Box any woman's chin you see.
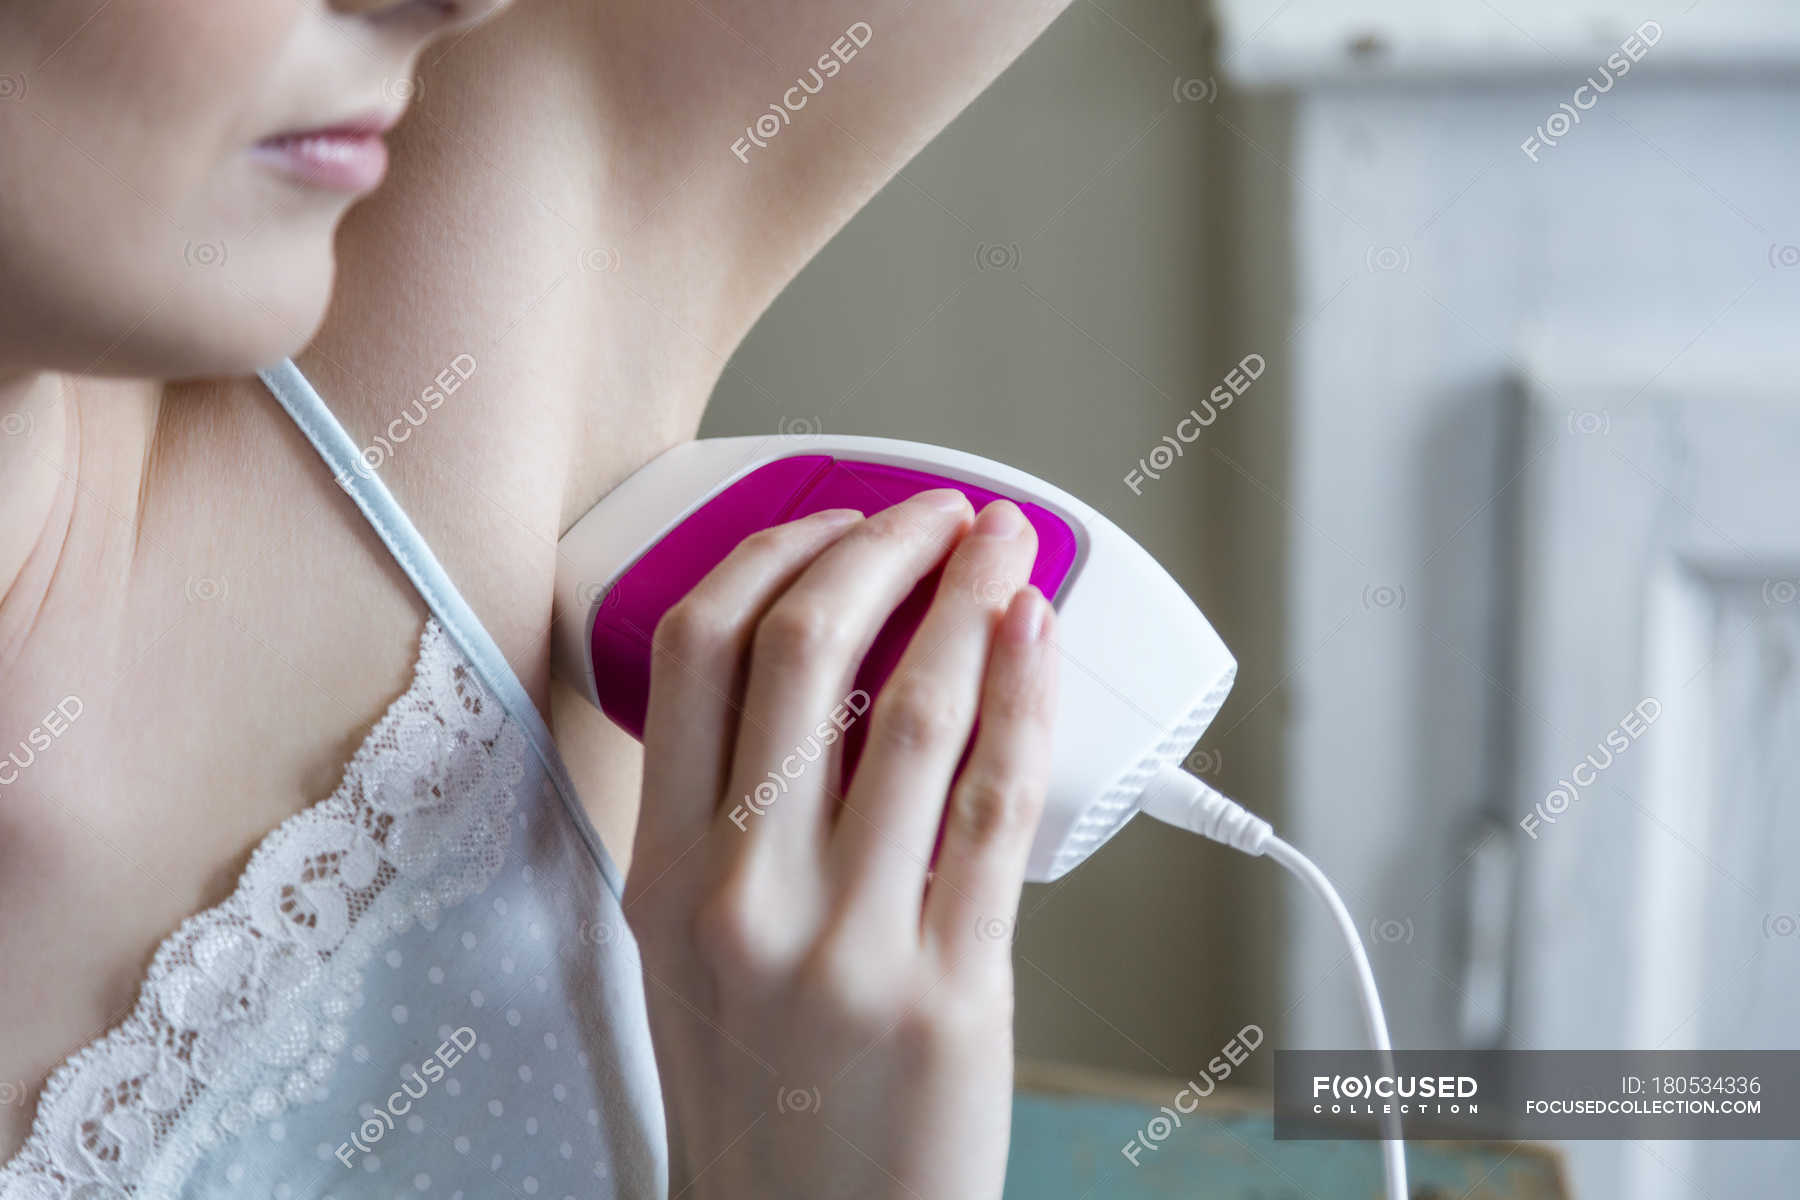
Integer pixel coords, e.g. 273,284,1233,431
129,243,337,381
56,292,328,386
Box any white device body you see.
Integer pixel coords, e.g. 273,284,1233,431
553,434,1236,882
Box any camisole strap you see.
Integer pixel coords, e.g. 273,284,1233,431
256,358,625,900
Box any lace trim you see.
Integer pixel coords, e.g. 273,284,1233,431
0,620,531,1198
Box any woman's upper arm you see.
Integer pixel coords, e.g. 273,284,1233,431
299,0,1072,538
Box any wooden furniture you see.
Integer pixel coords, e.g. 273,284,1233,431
1007,1060,1569,1199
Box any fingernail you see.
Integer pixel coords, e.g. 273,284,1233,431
973,500,1025,538
807,507,862,528
1003,586,1049,644
917,488,969,513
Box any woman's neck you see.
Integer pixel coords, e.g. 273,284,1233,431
0,369,162,671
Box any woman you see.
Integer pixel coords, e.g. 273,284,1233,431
1,0,1070,1195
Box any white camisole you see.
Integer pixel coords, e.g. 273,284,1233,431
0,362,667,1199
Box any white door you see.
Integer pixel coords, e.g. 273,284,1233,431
1509,346,1800,1199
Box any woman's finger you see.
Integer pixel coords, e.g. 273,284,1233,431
922,585,1057,963
831,499,1038,927
723,489,974,867
633,507,864,879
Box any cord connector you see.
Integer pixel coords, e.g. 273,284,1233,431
1139,760,1273,855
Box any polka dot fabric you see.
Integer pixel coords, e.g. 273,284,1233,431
0,621,665,1199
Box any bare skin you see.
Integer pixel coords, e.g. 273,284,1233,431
0,0,1071,1180
632,494,1058,1194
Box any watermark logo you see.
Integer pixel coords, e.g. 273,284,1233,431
334,353,477,485
1365,245,1410,273
1123,1024,1264,1164
1521,21,1662,161
731,22,874,163
579,918,622,947
1184,745,1223,776
973,915,1017,944
1362,583,1406,612
776,1085,821,1115
1519,697,1662,838
335,1026,477,1167
728,689,872,829
1,696,84,787
1173,76,1217,104
1124,353,1265,495
581,246,622,274
184,240,227,268
185,575,228,604
1369,916,1415,946
577,579,630,617
778,414,823,438
1568,410,1611,435
976,242,1021,271
970,573,1025,606
1311,1071,1479,1115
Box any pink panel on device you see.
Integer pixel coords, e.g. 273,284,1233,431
590,456,1080,782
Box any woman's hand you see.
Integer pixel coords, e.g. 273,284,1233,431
624,489,1059,1198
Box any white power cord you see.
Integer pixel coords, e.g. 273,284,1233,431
1140,761,1408,1200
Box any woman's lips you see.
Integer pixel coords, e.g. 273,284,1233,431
252,121,392,192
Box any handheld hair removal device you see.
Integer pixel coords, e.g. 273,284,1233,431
551,433,1236,883
553,433,1408,1200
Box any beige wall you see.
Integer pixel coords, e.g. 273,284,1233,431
702,1,1285,1079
